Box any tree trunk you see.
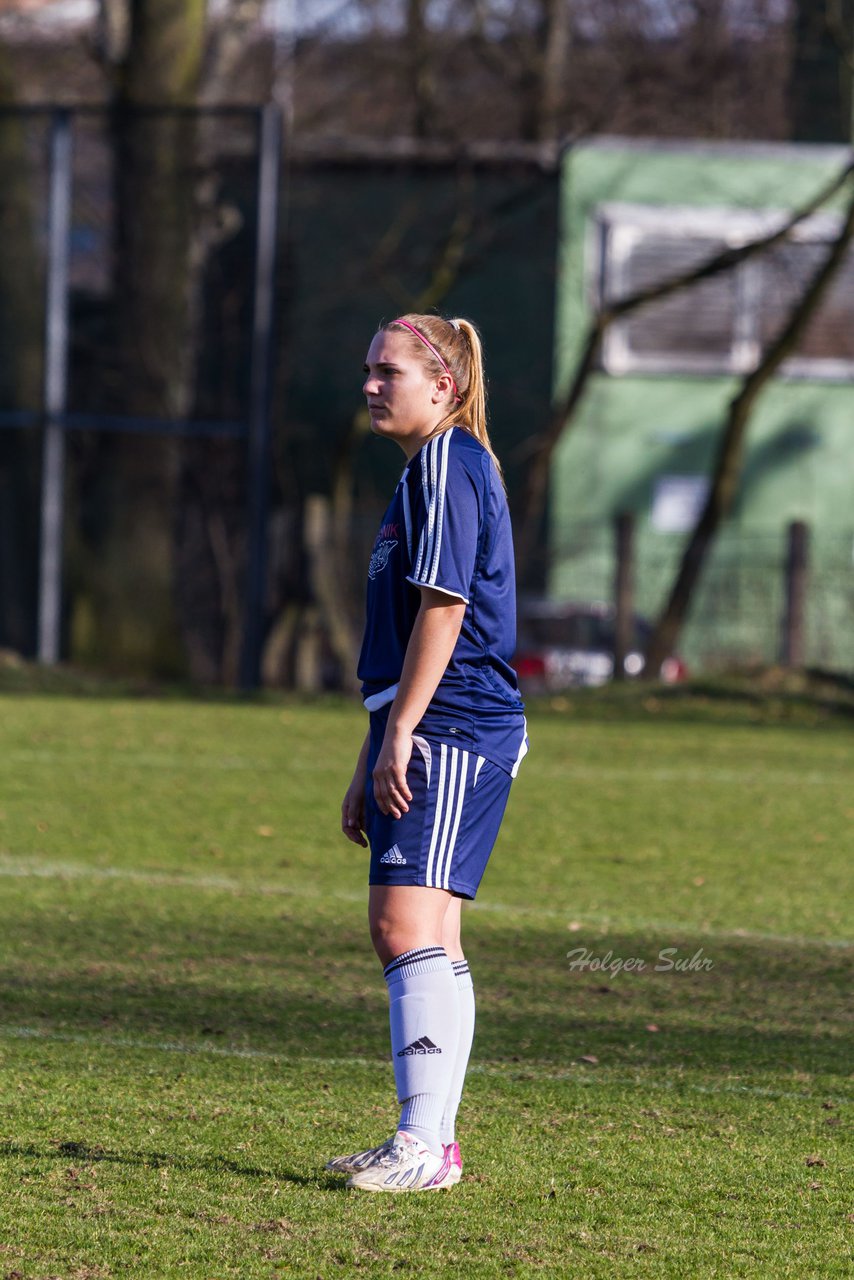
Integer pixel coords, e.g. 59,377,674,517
0,50,44,654
518,0,571,142
407,0,437,139
538,0,571,142
82,0,209,677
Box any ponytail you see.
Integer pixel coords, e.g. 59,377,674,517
384,313,504,482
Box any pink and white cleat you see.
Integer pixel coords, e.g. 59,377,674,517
346,1130,456,1192
444,1140,463,1186
325,1136,395,1174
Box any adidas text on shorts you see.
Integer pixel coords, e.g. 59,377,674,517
366,711,512,900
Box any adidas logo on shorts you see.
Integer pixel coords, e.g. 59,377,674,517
380,844,407,865
397,1036,441,1056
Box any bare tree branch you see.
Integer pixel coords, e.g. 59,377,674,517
513,156,854,573
202,0,269,104
824,0,854,76
645,175,854,671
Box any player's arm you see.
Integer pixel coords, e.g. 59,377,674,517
372,586,466,819
341,730,371,846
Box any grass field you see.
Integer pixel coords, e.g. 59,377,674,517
0,688,851,1278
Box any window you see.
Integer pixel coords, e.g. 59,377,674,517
593,202,854,380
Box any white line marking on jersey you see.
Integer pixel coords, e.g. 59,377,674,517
427,428,452,586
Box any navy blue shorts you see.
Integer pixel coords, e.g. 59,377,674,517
366,712,513,900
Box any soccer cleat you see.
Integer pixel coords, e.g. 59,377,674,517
327,1136,463,1182
444,1140,463,1186
345,1130,455,1192
325,1136,395,1174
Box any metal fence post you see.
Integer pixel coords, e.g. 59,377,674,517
781,520,809,668
37,108,72,665
613,512,634,680
240,103,283,691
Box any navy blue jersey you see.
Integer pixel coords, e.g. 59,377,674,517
358,427,527,776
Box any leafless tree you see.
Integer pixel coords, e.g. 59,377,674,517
644,177,854,669
511,155,854,670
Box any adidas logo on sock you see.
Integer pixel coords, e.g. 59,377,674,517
380,844,407,865
397,1036,441,1057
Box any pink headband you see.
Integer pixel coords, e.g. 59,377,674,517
393,318,462,402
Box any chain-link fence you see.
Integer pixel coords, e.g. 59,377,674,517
4,108,850,685
548,519,854,673
0,104,277,685
0,108,561,686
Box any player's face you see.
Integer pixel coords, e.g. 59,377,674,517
362,330,452,457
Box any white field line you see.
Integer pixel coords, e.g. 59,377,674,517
0,854,850,950
0,748,850,787
0,855,314,898
0,1025,849,1105
2,749,265,771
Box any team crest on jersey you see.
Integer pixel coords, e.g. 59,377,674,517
368,537,398,579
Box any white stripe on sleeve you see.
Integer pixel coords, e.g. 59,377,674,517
426,429,452,586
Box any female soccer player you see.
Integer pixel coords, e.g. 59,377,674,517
329,313,527,1192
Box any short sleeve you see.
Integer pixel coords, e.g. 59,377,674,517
406,430,481,604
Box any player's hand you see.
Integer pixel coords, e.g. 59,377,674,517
372,728,413,819
341,775,368,847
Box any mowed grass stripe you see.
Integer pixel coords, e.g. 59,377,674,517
3,744,851,786
0,695,851,1277
0,852,850,949
2,696,850,943
1,1026,851,1105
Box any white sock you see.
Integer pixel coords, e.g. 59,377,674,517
440,958,475,1145
384,946,460,1157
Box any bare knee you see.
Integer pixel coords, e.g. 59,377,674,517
369,911,408,966
369,913,439,966
368,885,452,968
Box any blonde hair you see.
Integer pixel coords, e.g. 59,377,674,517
383,313,503,480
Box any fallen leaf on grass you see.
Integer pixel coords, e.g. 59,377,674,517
804,1155,826,1167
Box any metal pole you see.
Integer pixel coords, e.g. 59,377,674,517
781,520,809,668
239,103,282,691
613,512,634,680
38,108,72,665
